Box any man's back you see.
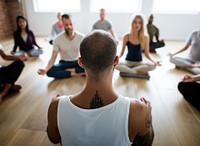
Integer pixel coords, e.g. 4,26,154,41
47,30,154,146
57,95,132,146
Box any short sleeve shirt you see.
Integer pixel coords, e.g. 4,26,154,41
147,24,159,43
53,31,84,61
93,20,112,31
186,31,200,61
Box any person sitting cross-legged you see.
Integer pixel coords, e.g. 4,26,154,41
47,12,64,45
115,14,161,79
178,74,200,110
147,14,165,53
38,14,85,78
11,16,43,57
0,44,28,103
47,30,154,146
92,8,119,44
169,30,200,75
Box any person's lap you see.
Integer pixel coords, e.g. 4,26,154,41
178,82,200,110
14,48,43,57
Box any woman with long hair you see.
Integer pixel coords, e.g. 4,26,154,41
11,15,43,57
115,14,161,79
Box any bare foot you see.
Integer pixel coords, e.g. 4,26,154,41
10,85,22,92
189,64,200,68
65,68,75,72
71,72,86,77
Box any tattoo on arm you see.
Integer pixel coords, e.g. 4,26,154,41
145,112,152,128
90,90,104,109
132,111,154,146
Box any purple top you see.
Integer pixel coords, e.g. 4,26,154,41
12,30,40,52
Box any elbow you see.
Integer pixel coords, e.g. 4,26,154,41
46,126,61,144
47,132,61,144
2,55,7,60
49,138,60,144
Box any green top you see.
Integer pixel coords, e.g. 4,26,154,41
147,24,159,43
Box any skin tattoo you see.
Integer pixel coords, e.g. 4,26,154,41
90,90,104,109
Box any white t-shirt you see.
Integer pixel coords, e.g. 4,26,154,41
53,31,84,61
57,95,132,146
187,30,200,61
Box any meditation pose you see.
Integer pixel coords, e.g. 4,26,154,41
0,44,27,103
48,12,64,45
38,14,85,78
115,14,161,79
47,30,154,146
169,30,200,74
178,74,200,110
147,14,165,53
93,8,119,43
11,16,43,57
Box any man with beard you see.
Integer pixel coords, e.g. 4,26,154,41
92,9,119,44
38,14,85,78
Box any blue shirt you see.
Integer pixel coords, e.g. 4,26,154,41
125,41,142,62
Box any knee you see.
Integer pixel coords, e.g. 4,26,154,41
14,60,25,69
46,69,55,77
169,56,175,63
148,63,156,71
178,82,185,92
115,63,124,70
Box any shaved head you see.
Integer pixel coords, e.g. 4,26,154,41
80,30,117,80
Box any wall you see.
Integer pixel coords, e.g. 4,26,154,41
0,0,24,40
25,0,200,40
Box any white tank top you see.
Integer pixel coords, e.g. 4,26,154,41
57,95,132,146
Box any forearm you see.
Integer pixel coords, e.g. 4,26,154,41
45,58,56,71
145,54,156,64
3,55,19,60
172,46,188,56
0,50,19,60
12,45,17,52
194,74,200,81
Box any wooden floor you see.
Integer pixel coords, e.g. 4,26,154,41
0,38,200,146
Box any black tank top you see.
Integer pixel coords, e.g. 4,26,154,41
125,41,142,61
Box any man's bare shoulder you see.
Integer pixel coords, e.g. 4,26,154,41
129,98,147,113
48,95,61,114
128,98,154,145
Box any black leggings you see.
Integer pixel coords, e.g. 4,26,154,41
178,82,200,110
150,41,165,51
0,60,25,84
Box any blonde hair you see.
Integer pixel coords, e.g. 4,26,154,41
129,14,148,49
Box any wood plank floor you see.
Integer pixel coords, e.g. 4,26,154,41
0,38,199,146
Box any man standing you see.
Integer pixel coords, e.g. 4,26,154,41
147,14,165,53
38,14,85,78
93,9,119,43
47,30,154,145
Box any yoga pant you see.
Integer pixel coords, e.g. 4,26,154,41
150,41,165,52
178,82,200,110
0,60,25,84
47,60,84,79
115,60,156,74
14,48,43,57
170,56,200,74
